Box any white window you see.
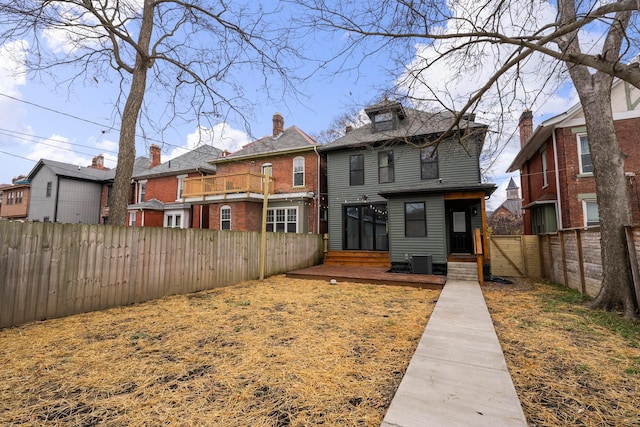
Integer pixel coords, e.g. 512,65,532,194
293,156,305,187
129,212,137,226
220,206,231,230
541,148,548,187
138,180,147,202
262,163,273,177
583,200,599,227
164,213,183,228
266,207,298,233
176,174,187,200
577,134,593,174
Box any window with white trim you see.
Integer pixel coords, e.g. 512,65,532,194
266,207,298,233
138,180,147,202
176,174,187,200
166,213,182,228
129,212,137,226
541,148,548,187
577,134,593,174
220,206,231,230
583,200,599,227
293,156,305,186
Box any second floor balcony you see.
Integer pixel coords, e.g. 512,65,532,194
182,172,274,200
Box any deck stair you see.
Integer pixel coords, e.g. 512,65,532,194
447,261,478,281
324,251,391,268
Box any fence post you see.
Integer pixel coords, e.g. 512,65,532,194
576,229,586,294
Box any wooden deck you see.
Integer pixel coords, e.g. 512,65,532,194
286,264,446,289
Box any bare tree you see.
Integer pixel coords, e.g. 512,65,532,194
299,0,640,316
0,0,301,225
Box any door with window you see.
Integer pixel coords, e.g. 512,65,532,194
449,208,472,253
343,204,388,250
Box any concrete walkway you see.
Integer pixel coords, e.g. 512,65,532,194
381,280,528,427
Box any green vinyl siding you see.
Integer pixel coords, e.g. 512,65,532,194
324,135,483,251
387,195,446,264
438,137,481,183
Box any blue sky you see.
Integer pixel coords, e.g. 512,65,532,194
0,0,593,211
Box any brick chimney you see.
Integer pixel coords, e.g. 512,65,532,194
149,144,161,168
519,110,533,147
272,112,284,137
91,154,105,169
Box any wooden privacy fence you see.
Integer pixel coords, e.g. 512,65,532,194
489,235,541,279
0,221,324,329
493,227,640,301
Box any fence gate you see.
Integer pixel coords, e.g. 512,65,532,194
489,235,541,278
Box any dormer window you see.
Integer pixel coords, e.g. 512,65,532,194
365,99,406,132
373,112,395,131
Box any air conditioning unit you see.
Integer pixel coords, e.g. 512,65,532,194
411,254,432,275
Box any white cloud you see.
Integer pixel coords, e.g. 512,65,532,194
26,135,91,167
164,123,252,161
397,0,584,207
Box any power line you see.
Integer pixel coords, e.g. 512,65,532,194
0,128,119,155
0,92,203,154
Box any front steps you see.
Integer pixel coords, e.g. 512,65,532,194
447,261,478,281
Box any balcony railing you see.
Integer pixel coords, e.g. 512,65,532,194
182,172,274,198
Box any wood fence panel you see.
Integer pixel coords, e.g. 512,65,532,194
1,223,324,328
489,236,524,277
522,236,541,278
22,222,41,325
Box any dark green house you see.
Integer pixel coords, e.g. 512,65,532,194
319,99,496,274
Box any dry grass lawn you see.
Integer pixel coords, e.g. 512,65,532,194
0,276,438,426
2,275,640,426
484,279,640,426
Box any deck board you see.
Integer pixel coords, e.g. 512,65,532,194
286,264,445,289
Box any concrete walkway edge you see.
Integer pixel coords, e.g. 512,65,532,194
381,280,528,427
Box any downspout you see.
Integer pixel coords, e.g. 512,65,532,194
314,145,320,234
552,129,563,229
53,176,60,222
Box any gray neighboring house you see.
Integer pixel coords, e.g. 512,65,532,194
319,99,496,273
27,158,113,224
26,155,152,224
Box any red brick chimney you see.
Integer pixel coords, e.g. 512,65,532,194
519,110,533,147
150,144,161,168
91,154,105,169
273,112,284,137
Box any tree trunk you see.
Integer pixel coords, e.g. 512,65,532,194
577,78,636,317
108,0,155,226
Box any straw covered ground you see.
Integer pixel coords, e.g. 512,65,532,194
3,275,639,426
483,278,640,426
0,276,439,426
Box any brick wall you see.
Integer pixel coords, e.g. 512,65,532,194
523,117,640,231
213,150,325,233
209,201,262,231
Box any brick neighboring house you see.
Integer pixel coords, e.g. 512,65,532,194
508,79,640,234
0,176,31,221
127,144,221,228
182,113,327,234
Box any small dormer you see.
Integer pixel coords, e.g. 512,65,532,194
364,99,406,132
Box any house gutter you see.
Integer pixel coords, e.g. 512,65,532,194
552,129,563,229
314,145,321,234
